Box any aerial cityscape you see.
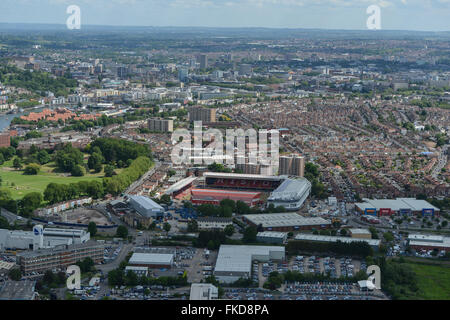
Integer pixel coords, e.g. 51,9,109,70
0,1,449,306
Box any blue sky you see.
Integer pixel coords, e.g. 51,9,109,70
0,0,449,31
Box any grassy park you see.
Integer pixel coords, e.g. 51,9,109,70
406,260,450,300
0,159,107,200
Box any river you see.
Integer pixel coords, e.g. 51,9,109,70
0,107,45,132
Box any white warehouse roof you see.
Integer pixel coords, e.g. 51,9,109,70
128,253,174,265
294,234,381,247
243,212,331,228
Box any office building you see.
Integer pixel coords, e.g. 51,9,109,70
178,68,189,82
190,283,218,300
197,217,233,231
16,242,104,274
198,54,208,69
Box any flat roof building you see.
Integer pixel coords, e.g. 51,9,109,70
128,252,174,268
294,234,381,250
256,231,288,244
0,280,36,300
349,228,372,239
243,212,331,231
408,234,450,252
267,178,311,211
190,283,219,300
214,245,285,283
355,198,440,216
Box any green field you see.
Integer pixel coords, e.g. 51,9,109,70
0,160,108,200
405,260,450,300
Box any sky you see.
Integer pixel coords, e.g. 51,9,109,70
0,0,449,31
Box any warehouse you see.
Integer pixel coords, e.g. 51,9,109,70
128,195,165,219
355,198,440,217
0,280,36,300
294,234,381,250
214,245,285,283
349,229,372,239
190,283,218,300
128,252,174,268
197,217,232,231
242,212,331,231
191,188,262,207
267,178,311,211
256,231,288,244
408,234,450,253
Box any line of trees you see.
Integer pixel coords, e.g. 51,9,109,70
286,240,374,257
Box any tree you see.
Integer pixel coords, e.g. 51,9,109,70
37,150,51,165
20,192,43,215
116,225,128,238
23,163,40,175
243,226,257,243
88,152,104,173
71,164,85,177
224,224,235,237
12,157,22,170
88,222,97,237
187,220,198,232
340,229,348,236
163,222,171,234
104,165,115,177
8,268,22,281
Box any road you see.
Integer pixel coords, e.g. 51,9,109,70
125,160,161,194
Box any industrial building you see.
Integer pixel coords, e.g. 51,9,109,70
0,225,89,251
349,229,372,239
190,283,218,300
125,266,149,277
242,212,331,231
408,234,450,252
256,231,288,244
355,198,440,217
197,217,233,231
0,280,36,300
147,118,174,133
267,178,311,211
128,195,165,219
214,245,285,283
204,172,283,191
128,252,174,268
191,188,262,207
294,234,381,250
16,242,104,274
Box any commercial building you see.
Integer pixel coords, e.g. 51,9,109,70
198,54,208,69
190,283,218,300
128,252,174,269
191,188,262,207
242,213,331,231
188,106,216,123
408,234,450,253
279,155,305,177
267,178,311,211
294,234,381,250
355,198,440,217
349,229,372,239
148,118,174,133
0,132,10,148
197,217,233,231
16,242,104,274
125,266,149,277
256,231,288,244
214,245,285,283
128,195,165,219
0,280,36,300
0,225,89,251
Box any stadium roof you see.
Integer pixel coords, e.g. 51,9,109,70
165,176,197,195
203,172,283,182
294,234,381,247
356,198,440,212
129,253,174,265
268,178,311,201
214,245,285,274
243,213,331,228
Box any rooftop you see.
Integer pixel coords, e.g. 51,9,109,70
356,198,440,212
129,253,174,265
204,172,283,182
294,234,381,246
268,178,311,201
0,280,36,300
243,212,331,228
